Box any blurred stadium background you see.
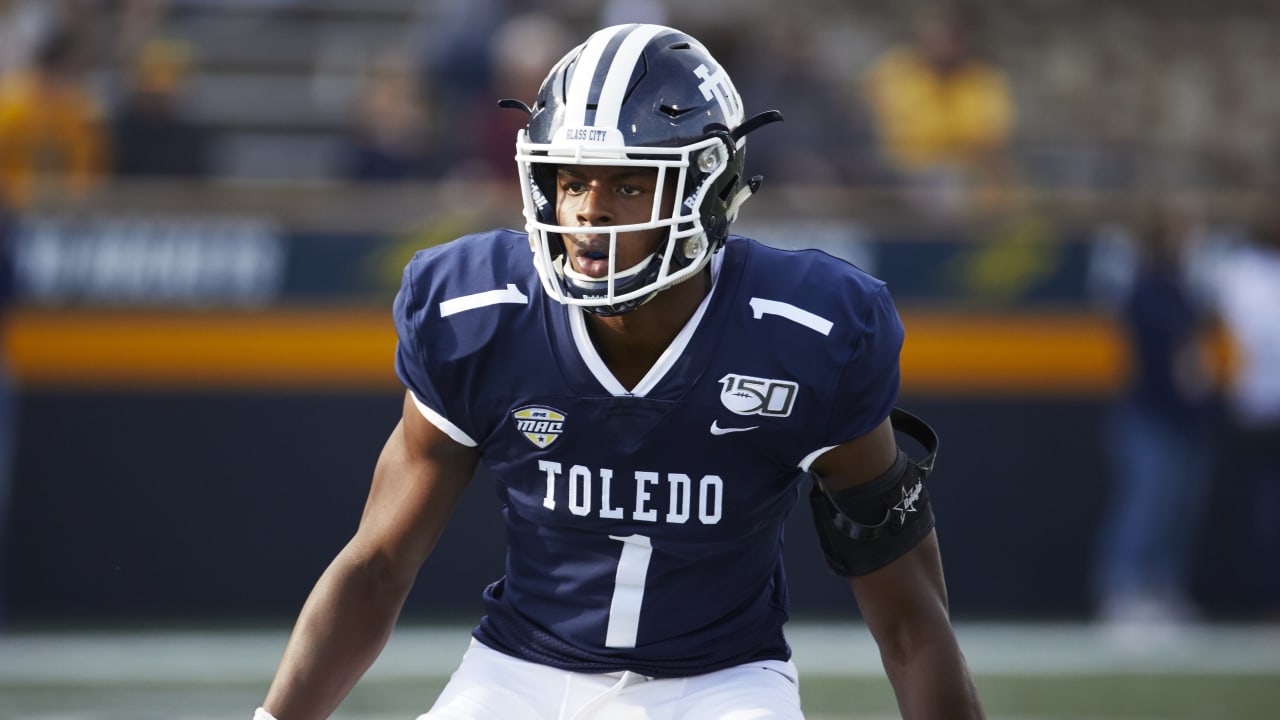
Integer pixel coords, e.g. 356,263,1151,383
1,0,1278,718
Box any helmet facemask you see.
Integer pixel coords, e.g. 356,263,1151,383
517,131,738,316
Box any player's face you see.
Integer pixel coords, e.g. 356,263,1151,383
555,165,672,279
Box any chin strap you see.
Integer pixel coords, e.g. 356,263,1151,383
714,109,783,223
726,175,764,222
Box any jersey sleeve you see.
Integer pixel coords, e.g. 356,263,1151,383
392,250,479,446
825,283,904,444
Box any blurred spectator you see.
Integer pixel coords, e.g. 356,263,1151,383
863,1,1015,215
1209,204,1280,619
338,49,440,182
1089,202,1216,639
737,15,887,187
0,0,47,78
411,0,506,177
0,25,108,209
458,12,573,181
112,0,171,65
110,38,212,178
1,0,104,78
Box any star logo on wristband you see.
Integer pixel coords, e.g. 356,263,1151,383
892,481,923,525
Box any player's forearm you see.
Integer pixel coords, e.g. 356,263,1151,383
263,547,415,720
881,642,984,720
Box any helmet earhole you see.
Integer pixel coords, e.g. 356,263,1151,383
682,233,707,261
697,146,725,173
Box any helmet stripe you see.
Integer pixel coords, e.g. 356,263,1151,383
563,25,625,128
564,24,673,131
594,24,667,130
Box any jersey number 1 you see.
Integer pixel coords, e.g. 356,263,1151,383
605,534,652,648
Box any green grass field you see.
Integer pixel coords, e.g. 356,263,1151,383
801,674,1280,719
3,672,1276,720
2,622,1278,719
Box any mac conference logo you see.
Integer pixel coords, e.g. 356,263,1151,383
511,405,566,449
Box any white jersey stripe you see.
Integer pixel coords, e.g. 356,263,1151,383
749,298,834,336
799,444,837,472
594,24,667,130
439,284,529,317
408,392,477,447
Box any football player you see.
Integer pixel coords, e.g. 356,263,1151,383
258,23,983,719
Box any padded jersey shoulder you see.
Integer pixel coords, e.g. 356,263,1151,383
720,235,903,446
721,235,894,346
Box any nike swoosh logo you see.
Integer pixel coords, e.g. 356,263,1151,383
709,421,759,435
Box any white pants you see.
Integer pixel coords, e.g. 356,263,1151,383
419,639,804,720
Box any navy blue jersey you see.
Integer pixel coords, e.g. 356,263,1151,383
393,230,902,677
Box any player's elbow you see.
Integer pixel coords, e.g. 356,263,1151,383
339,539,420,601
872,608,962,679
873,618,924,671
